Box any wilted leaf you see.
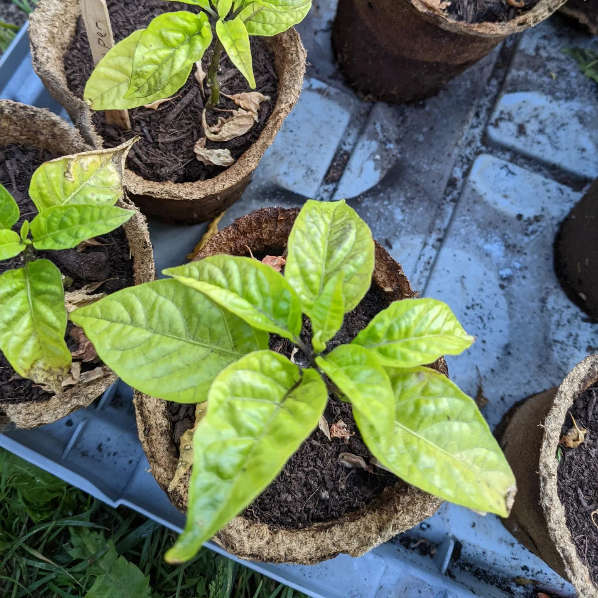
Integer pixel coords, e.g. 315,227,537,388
330,419,353,440
338,453,369,470
71,279,267,403
194,138,236,167
143,98,173,110
79,366,109,384
202,108,255,142
223,91,270,121
61,361,82,388
77,238,109,252
64,280,112,312
318,415,331,440
215,18,255,88
194,60,207,94
70,326,98,362
187,211,226,260
560,414,587,448
262,255,285,272
164,255,303,342
165,352,327,563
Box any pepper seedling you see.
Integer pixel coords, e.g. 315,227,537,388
84,0,311,112
0,140,136,394
72,200,516,563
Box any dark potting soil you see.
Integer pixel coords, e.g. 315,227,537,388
64,0,278,184
444,0,540,24
557,380,598,584
0,144,135,405
169,282,403,529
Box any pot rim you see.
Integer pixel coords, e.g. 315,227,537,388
539,354,598,595
134,206,445,564
0,99,155,428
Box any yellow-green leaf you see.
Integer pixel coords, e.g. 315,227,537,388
316,344,394,448
28,140,136,213
31,205,134,251
126,12,212,99
164,255,302,342
217,0,234,18
238,0,311,36
352,298,474,367
0,183,19,230
166,352,327,563
0,259,70,391
0,230,25,260
361,367,517,517
71,279,268,403
309,271,344,352
84,30,192,110
285,200,374,313
216,18,255,89
162,0,211,7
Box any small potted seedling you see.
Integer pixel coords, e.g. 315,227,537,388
0,100,154,428
29,0,309,223
73,200,516,564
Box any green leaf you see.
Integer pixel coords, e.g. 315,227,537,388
309,271,344,352
29,140,135,213
563,48,598,84
316,344,394,449
0,230,25,260
162,0,211,7
238,0,311,36
165,352,327,563
69,529,151,598
0,183,19,230
216,18,255,89
0,259,70,390
352,298,474,367
361,367,516,517
31,205,134,251
285,199,374,314
84,30,192,110
126,12,212,99
217,0,233,18
71,279,268,403
164,255,302,343
20,220,29,242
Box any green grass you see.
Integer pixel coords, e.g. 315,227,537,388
0,449,306,598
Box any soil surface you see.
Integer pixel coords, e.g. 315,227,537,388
0,144,135,404
64,0,278,184
557,380,598,584
554,185,598,323
444,0,540,23
169,282,403,529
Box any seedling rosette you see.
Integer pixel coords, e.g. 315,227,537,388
72,200,517,563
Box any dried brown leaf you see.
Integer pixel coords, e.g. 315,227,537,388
319,415,331,441
338,453,370,471
78,367,108,384
64,280,111,312
560,413,587,448
222,92,270,122
187,211,227,260
202,108,254,142
194,138,236,167
330,419,353,440
144,98,172,110
262,255,286,272
61,361,82,388
70,326,98,362
77,238,108,252
195,61,207,95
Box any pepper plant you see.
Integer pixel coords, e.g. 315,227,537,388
84,0,311,112
0,140,136,394
72,200,516,563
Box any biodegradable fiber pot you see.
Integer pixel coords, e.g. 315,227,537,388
0,100,155,429
500,355,598,596
29,0,306,224
134,206,445,564
332,0,568,103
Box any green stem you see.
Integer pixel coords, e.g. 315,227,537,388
206,39,224,109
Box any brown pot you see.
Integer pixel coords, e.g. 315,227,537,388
133,206,446,564
554,179,598,323
0,100,155,429
29,0,306,224
560,0,598,34
332,0,567,103
500,355,598,596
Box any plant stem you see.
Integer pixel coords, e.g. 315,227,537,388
206,39,224,109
